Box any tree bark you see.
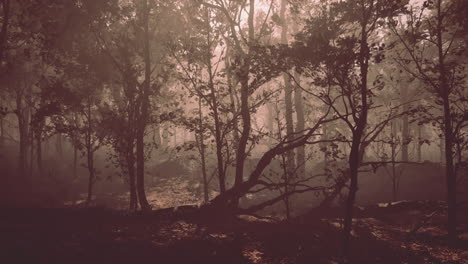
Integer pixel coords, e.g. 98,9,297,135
36,121,43,176
16,92,27,176
128,149,137,211
233,0,255,204
400,83,409,162
280,0,296,216
29,128,34,177
198,97,209,203
135,0,152,211
291,14,305,179
436,0,456,241
85,104,94,205
294,72,305,178
86,147,94,205
56,133,63,158
73,145,77,179
417,124,422,162
0,115,4,147
205,8,225,193
0,0,10,64
391,121,398,202
342,16,370,258
280,0,296,174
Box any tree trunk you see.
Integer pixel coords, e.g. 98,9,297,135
205,9,225,193
136,109,150,211
342,18,369,258
135,0,152,212
233,0,255,207
17,106,27,176
85,103,94,205
436,0,456,239
294,72,305,178
322,124,328,165
73,145,77,179
417,124,422,162
399,74,410,162
128,150,137,211
0,0,10,63
29,128,34,177
198,97,209,203
226,38,240,183
266,102,274,146
342,134,361,254
86,148,94,205
280,0,296,216
291,13,305,179
36,122,43,176
443,90,456,241
55,133,63,161
0,116,4,147
391,121,398,202
280,0,296,174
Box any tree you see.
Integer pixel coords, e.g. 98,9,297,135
193,0,337,215
92,0,182,211
388,0,468,241
280,0,296,184
172,3,233,195
293,0,409,258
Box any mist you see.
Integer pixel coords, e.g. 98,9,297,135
0,0,467,263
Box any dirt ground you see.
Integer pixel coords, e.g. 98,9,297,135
1,201,467,264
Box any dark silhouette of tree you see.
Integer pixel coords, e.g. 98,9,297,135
388,0,468,241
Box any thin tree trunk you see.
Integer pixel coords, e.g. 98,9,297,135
0,0,10,63
233,0,255,207
439,136,444,163
391,121,398,202
0,118,3,147
280,0,295,216
280,0,296,174
322,124,328,165
135,0,152,211
198,97,209,203
436,0,456,240
400,78,409,162
401,114,409,161
294,72,305,178
86,149,94,205
291,15,305,179
85,103,94,205
73,145,77,179
16,97,27,176
266,102,274,146
417,124,422,162
128,149,137,211
29,129,34,177
36,122,43,176
443,89,456,241
226,39,240,169
56,133,63,158
136,115,150,211
205,9,225,193
342,18,370,258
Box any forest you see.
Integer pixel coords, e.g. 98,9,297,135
0,0,467,263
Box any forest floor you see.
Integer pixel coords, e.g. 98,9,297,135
1,201,468,264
